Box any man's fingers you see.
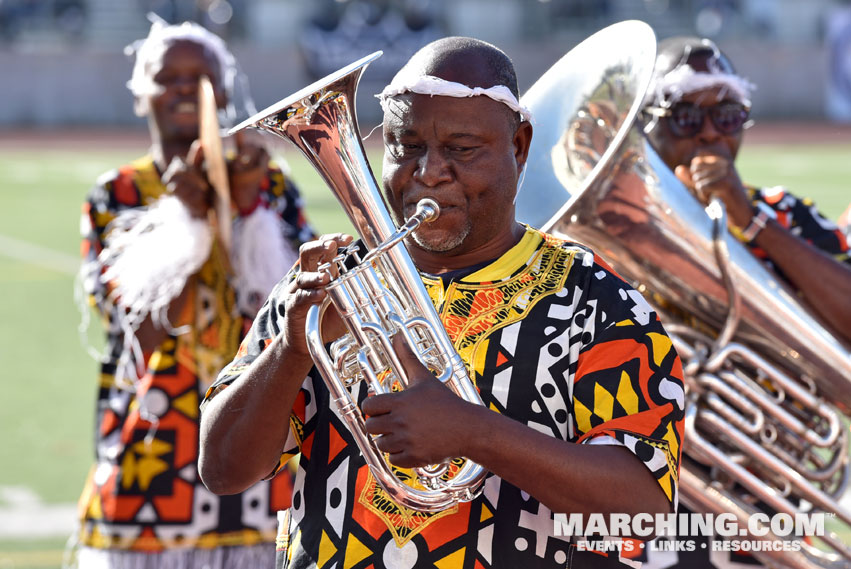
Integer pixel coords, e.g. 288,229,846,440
187,139,205,169
692,153,730,167
690,156,730,183
322,233,354,246
298,240,336,273
286,234,356,346
233,130,257,167
298,234,354,272
674,164,694,189
391,334,431,385
294,270,331,290
375,435,407,457
361,393,393,417
386,451,421,469
364,412,393,434
691,165,729,197
292,286,326,305
229,130,272,171
677,161,727,201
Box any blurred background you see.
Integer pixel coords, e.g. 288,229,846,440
1,1,850,567
5,0,851,124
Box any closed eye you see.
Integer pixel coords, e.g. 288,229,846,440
386,141,423,159
447,145,479,159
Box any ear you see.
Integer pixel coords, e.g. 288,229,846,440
513,119,533,171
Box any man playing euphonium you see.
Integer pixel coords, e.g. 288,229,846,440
200,36,686,569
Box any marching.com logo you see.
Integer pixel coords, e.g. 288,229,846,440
553,513,826,553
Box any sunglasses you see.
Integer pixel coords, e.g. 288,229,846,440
645,101,751,137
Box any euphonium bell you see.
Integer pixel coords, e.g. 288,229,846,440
229,52,488,512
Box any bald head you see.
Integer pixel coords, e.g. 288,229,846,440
385,37,523,129
393,36,520,99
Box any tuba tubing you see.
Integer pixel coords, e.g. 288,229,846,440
517,20,851,568
230,52,488,512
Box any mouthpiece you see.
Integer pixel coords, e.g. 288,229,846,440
416,199,440,223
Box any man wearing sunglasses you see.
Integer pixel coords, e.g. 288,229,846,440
642,36,851,347
638,36,851,569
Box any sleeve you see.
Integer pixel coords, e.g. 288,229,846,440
571,253,686,510
263,161,316,247
79,172,123,319
201,274,312,478
751,187,851,266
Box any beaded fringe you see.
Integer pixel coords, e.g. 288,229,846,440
72,544,275,569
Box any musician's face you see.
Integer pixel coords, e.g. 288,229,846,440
647,86,744,172
146,39,225,143
381,93,530,256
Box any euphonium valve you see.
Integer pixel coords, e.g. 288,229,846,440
229,52,487,512
306,198,485,508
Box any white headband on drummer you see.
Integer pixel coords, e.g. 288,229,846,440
376,75,534,122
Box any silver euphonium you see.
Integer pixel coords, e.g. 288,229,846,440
517,21,851,568
229,52,487,512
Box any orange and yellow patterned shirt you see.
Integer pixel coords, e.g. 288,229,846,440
206,227,685,568
77,155,312,552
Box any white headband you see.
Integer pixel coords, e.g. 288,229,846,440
377,75,534,122
645,65,755,108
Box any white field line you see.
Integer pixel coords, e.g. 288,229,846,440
0,486,76,539
0,237,80,541
0,234,79,276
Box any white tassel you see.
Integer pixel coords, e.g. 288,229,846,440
645,66,755,107
100,195,213,330
231,206,298,316
71,544,275,569
97,195,212,386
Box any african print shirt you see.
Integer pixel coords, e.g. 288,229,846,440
76,155,312,552
740,185,851,269
205,226,686,569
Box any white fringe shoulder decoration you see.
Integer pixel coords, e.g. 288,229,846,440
98,195,212,384
69,543,274,569
231,205,298,316
101,194,213,328
644,66,756,108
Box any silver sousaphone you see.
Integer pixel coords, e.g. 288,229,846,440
516,20,851,568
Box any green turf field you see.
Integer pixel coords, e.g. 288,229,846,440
0,141,849,567
737,144,851,218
